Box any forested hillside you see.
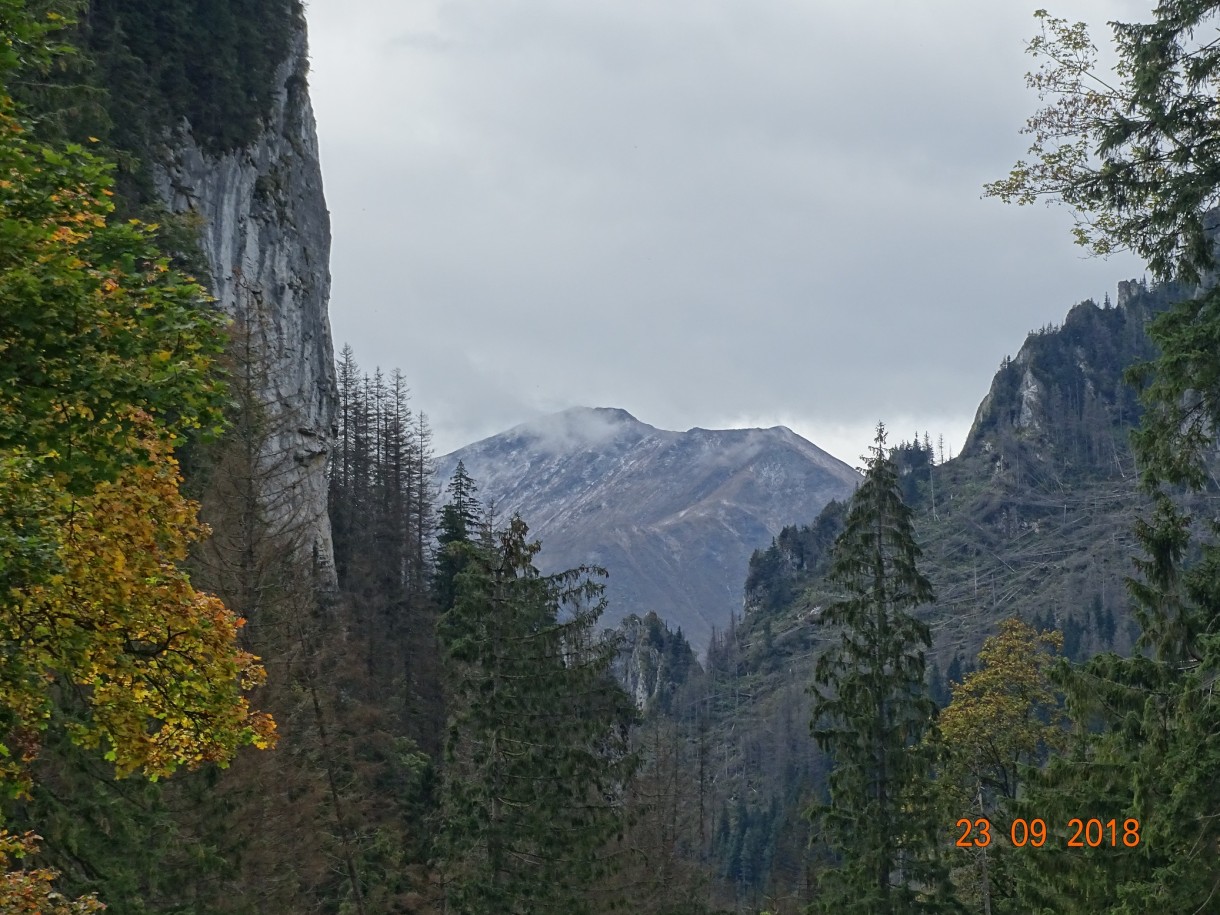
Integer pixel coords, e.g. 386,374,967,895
658,280,1173,909
745,280,1186,675
622,5,1220,911
0,8,658,910
6,1,1220,914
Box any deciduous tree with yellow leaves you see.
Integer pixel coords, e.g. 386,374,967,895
0,1,273,906
931,618,1064,914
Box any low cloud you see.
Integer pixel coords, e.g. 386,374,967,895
309,0,1148,462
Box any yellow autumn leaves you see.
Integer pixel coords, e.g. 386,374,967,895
935,618,1065,806
0,16,270,802
0,830,104,913
9,420,275,786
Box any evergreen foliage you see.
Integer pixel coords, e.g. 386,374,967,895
82,0,300,155
437,515,637,914
988,3,1220,910
320,345,441,906
329,347,440,744
5,0,302,208
608,716,721,914
433,459,482,613
808,425,954,914
746,500,847,618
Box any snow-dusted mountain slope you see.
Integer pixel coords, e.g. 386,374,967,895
436,407,860,653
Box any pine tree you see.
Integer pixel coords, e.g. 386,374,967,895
808,423,955,914
191,311,372,913
409,411,435,597
437,515,636,914
330,344,366,588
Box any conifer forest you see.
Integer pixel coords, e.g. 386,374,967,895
5,1,1220,913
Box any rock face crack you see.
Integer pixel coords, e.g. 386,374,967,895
153,24,338,586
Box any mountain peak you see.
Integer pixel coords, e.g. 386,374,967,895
559,405,641,423
437,408,860,652
495,406,655,454
963,279,1181,475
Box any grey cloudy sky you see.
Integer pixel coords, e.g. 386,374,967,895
304,0,1148,466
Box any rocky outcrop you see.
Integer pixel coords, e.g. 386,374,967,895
153,26,337,582
611,612,699,711
962,283,1175,476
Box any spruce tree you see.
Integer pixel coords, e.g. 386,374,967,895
432,460,483,613
808,423,954,914
437,516,636,914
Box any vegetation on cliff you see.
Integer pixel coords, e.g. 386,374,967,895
9,0,1220,912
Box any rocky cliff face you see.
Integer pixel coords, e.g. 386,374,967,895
611,612,700,711
962,282,1179,479
438,408,860,652
152,26,337,580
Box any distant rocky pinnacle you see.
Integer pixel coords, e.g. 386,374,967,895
437,407,860,653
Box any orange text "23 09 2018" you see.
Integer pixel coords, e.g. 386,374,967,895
955,817,1140,849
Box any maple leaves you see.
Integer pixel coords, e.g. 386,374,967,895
0,93,226,493
5,422,275,791
0,9,268,801
0,831,103,913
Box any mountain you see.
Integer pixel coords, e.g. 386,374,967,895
740,284,1187,687
681,278,1189,904
437,407,861,651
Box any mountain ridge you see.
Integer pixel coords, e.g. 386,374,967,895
437,407,860,651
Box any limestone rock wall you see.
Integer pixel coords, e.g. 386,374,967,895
152,25,337,583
